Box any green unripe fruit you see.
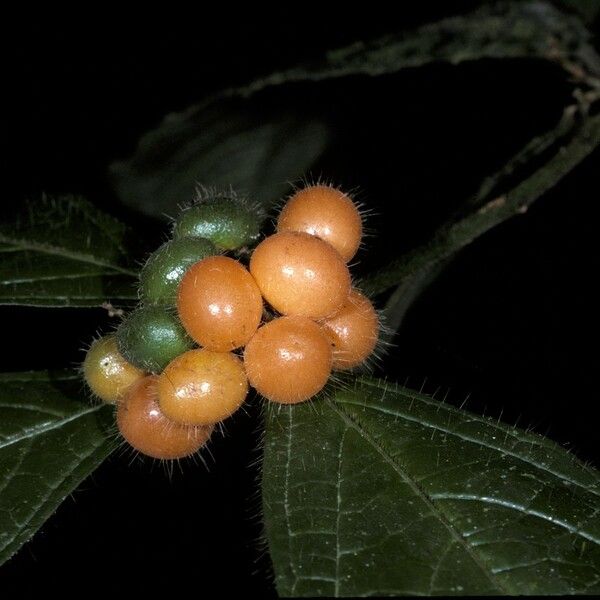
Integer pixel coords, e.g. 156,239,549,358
140,237,217,306
173,195,262,250
116,306,195,373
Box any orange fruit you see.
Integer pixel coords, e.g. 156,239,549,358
158,349,248,425
321,289,379,369
250,231,350,319
117,376,213,459
177,256,263,351
244,316,332,404
277,184,363,261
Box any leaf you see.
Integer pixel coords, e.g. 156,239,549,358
0,370,114,565
0,195,138,307
263,378,600,596
110,1,600,219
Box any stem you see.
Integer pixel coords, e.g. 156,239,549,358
363,100,600,299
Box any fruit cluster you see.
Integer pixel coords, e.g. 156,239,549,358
83,185,380,460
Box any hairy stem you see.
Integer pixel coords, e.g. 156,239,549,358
364,100,600,304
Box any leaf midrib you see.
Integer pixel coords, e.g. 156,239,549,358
326,397,511,596
0,405,104,451
0,236,137,277
0,271,132,285
0,371,79,383
339,391,600,499
428,493,600,545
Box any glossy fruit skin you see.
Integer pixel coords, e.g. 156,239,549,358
139,236,217,306
83,334,145,404
173,197,261,250
117,376,213,460
158,349,248,425
250,231,351,319
243,316,332,404
177,255,263,351
116,306,195,373
321,289,379,370
278,185,363,261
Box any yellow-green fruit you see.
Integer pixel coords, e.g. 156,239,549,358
83,334,145,404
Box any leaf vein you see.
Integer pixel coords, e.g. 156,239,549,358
0,237,136,277
327,399,508,594
338,396,600,498
430,494,600,545
0,405,103,451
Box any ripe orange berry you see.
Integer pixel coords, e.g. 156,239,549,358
83,334,145,404
250,231,351,319
177,255,263,351
243,316,332,404
321,289,379,370
117,376,213,460
277,184,363,262
158,349,248,425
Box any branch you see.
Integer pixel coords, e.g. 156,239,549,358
363,99,600,302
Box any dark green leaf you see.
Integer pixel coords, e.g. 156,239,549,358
263,378,600,596
0,195,138,307
0,370,114,565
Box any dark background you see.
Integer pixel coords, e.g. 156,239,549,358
4,6,600,596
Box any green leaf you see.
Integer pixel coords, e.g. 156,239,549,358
263,378,600,596
110,1,600,220
0,370,114,565
0,195,138,307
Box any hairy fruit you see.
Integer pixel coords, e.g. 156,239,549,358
83,334,145,404
140,236,217,306
243,316,332,404
321,289,379,369
116,306,195,373
278,184,363,261
173,195,262,250
177,255,263,351
250,231,351,319
117,376,213,459
158,349,248,425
